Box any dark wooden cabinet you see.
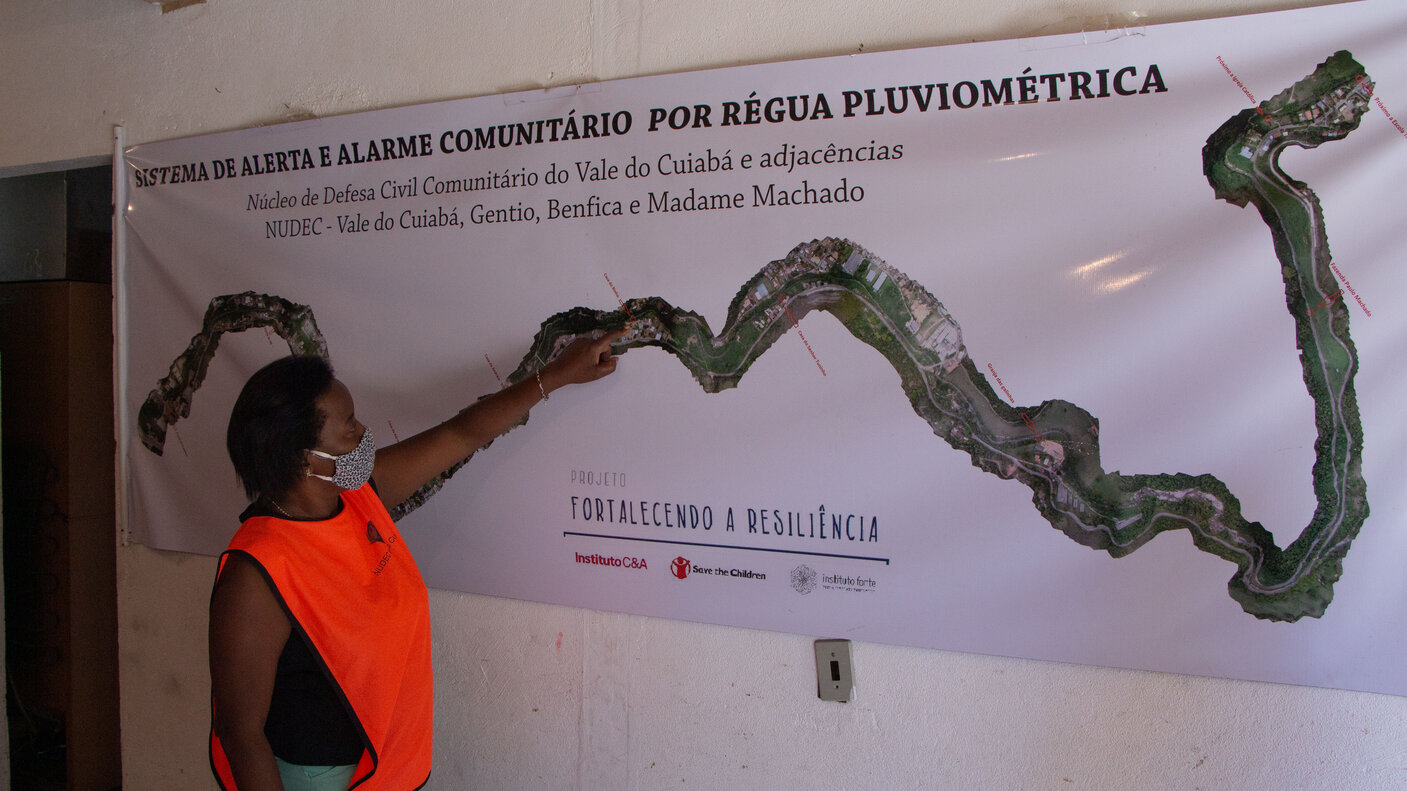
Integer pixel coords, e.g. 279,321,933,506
0,281,121,791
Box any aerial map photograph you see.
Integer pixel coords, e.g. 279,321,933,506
123,4,1407,694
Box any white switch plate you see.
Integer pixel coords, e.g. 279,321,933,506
814,639,853,702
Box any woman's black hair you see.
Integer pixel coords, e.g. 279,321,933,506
226,355,334,501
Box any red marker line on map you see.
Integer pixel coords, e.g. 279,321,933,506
1374,97,1407,139
779,297,827,377
173,425,189,457
603,272,634,321
1217,55,1272,122
264,327,274,345
387,420,401,443
1359,74,1407,140
484,353,505,389
987,362,1016,404
1020,411,1043,440
1306,289,1342,317
1331,261,1372,317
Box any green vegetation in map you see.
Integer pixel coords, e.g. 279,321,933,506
143,53,1371,620
138,292,327,455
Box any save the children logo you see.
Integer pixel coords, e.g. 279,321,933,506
670,556,690,579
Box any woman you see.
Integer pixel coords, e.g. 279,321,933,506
210,332,623,791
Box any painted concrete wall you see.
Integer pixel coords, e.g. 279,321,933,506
6,0,1405,788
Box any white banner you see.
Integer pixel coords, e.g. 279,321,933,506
122,1,1407,695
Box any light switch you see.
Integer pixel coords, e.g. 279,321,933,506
814,639,853,702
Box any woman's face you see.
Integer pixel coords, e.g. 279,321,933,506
307,379,366,479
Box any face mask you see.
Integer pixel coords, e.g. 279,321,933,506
308,427,376,490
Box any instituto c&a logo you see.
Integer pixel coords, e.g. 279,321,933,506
670,556,690,579
790,564,817,594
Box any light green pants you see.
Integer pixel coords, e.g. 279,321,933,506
275,757,358,791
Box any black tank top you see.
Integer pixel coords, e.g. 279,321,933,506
265,630,363,765
237,500,363,765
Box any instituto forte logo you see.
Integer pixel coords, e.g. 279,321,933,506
790,564,817,594
670,556,690,579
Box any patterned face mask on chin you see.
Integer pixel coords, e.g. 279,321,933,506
308,427,376,490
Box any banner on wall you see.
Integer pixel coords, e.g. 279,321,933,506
121,1,1407,695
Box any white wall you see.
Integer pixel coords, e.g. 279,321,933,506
8,0,1406,788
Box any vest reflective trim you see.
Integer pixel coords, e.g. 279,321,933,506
210,483,433,790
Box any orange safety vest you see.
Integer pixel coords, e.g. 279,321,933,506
210,483,433,790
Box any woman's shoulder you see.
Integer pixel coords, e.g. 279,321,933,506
211,551,279,615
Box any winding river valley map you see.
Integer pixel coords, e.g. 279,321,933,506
123,3,1407,694
142,54,1371,621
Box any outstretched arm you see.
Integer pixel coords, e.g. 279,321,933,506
372,330,625,510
